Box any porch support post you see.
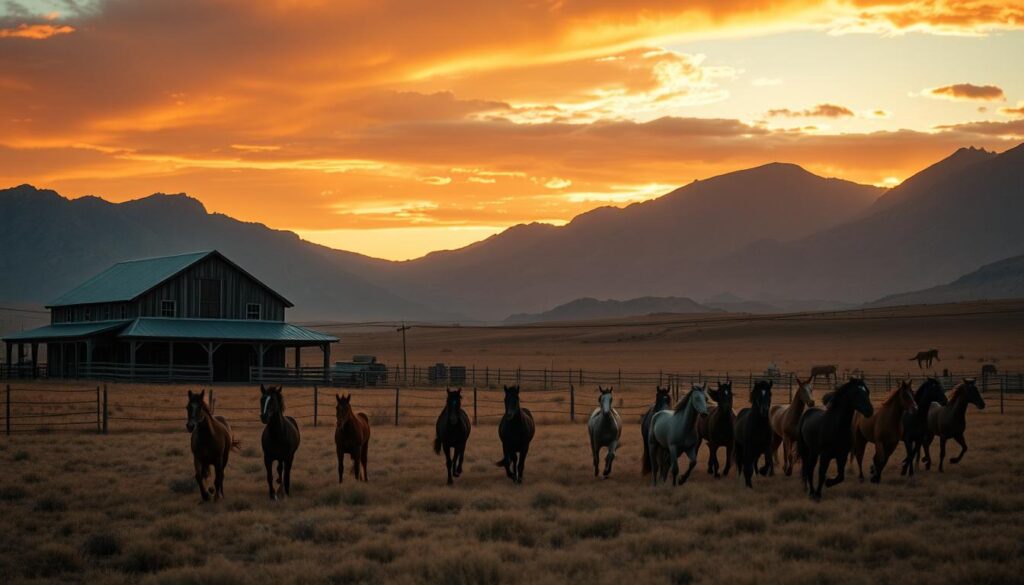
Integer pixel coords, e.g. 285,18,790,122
168,341,174,380
322,342,330,382
129,341,137,380
257,342,265,382
30,343,38,378
294,346,301,377
4,342,11,378
85,339,94,378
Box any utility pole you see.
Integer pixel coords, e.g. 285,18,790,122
397,322,410,384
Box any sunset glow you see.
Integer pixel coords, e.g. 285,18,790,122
2,0,1023,259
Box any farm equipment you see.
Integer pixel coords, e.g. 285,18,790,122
332,355,388,387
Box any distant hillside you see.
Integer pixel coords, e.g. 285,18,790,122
869,254,1024,307
505,296,718,323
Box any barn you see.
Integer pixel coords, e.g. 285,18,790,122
2,251,337,382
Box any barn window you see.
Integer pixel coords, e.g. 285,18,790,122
246,303,261,320
199,279,222,318
161,300,176,318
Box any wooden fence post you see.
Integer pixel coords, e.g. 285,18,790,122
472,365,476,387
5,384,9,436
313,385,318,428
394,387,400,426
617,369,622,390
788,373,793,404
569,384,575,422
102,384,108,434
1000,377,1005,415
96,385,101,433
473,387,478,425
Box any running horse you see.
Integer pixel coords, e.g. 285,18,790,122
588,386,623,479
769,376,814,476
185,389,240,502
697,381,735,478
734,380,774,488
495,385,536,483
434,388,471,485
910,349,940,369
850,379,916,483
899,377,947,476
335,393,371,482
646,384,709,486
259,384,300,500
797,377,873,500
921,378,985,472
640,386,672,475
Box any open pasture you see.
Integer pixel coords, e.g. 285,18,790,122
0,385,1022,585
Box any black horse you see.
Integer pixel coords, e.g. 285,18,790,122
797,377,873,500
640,385,672,476
733,380,773,488
434,388,472,485
698,381,735,478
259,385,301,500
899,377,947,476
495,386,535,483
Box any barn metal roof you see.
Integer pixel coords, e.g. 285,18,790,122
47,250,293,308
2,320,131,341
118,318,337,343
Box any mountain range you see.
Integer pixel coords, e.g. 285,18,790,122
868,253,1024,307
505,296,718,323
1,143,1021,322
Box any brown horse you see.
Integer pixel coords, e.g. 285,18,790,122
922,379,985,472
697,381,735,478
335,393,371,482
910,349,939,369
850,380,916,483
185,389,240,502
260,384,301,500
809,365,837,383
769,376,814,476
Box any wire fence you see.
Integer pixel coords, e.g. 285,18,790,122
3,369,1023,434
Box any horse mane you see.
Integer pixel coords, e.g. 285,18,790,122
948,381,971,403
881,385,905,406
673,388,694,412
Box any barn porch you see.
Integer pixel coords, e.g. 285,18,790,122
4,318,337,383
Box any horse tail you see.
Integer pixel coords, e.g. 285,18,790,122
433,436,442,455
230,437,241,451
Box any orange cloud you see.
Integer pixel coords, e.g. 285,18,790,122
1000,102,1024,117
0,23,74,39
766,104,855,118
925,83,1006,101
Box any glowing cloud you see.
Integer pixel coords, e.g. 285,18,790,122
924,83,1006,101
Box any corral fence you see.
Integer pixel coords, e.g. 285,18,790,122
3,368,1023,434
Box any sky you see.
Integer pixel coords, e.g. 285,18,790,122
1,1,1023,260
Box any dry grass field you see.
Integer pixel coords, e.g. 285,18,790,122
1,396,1022,585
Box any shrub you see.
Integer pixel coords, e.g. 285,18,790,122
569,514,623,540
474,514,536,547
359,540,398,564
778,541,815,561
82,532,122,558
419,552,503,585
530,489,566,510
33,495,68,512
0,484,27,501
943,492,1003,514
13,450,30,461
409,491,462,514
168,478,195,494
120,542,175,573
23,544,81,577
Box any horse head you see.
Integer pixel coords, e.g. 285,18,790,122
750,380,772,418
918,377,947,408
710,381,733,409
840,377,873,417
336,393,354,426
654,386,672,411
445,388,463,424
960,378,985,410
898,379,917,414
503,385,521,420
690,383,709,415
260,384,285,424
597,386,613,415
796,376,815,407
186,389,207,432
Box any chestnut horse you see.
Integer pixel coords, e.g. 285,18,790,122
697,381,735,478
769,376,814,476
850,380,916,484
260,384,301,500
335,393,371,482
185,389,240,502
922,379,985,472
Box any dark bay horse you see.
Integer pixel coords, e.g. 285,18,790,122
922,379,985,472
733,380,773,488
850,380,915,484
335,394,371,482
697,381,735,478
769,376,814,476
495,385,535,483
900,377,947,476
797,378,873,500
910,349,939,369
640,386,672,475
434,388,471,485
260,384,300,500
186,389,240,502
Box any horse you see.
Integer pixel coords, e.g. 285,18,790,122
769,376,814,477
646,384,708,486
910,349,939,369
185,389,240,502
587,386,623,478
734,380,774,488
809,365,837,383
640,385,672,475
495,385,535,483
335,393,371,482
900,377,947,476
259,384,301,500
797,377,873,500
921,379,985,472
696,381,735,478
850,380,915,484
434,388,471,485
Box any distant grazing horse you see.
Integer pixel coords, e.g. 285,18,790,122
981,364,997,376
640,386,672,475
186,389,240,502
810,365,837,384
910,349,939,369
588,386,622,478
697,381,735,478
770,376,814,477
434,388,471,485
850,380,916,484
646,384,708,486
900,377,947,476
335,393,371,482
495,386,535,483
260,384,301,500
734,380,774,488
797,378,873,500
922,379,985,472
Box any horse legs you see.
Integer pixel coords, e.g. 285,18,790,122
648,440,661,487
516,446,529,484
802,451,817,498
603,439,618,478
871,442,892,484
938,436,948,472
722,442,732,478
852,433,866,481
590,435,600,478
949,434,968,464
825,451,847,488
360,442,369,482
264,456,277,500
443,443,454,485
921,434,933,470
337,450,345,484
708,443,719,477
679,447,698,484
276,461,284,497
900,437,914,477
453,441,465,478
283,457,293,497
667,445,681,486
350,451,361,480
502,446,516,480
813,455,830,500
194,459,211,502
213,462,225,501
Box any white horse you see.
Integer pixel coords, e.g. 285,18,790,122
587,386,623,478
646,384,709,486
